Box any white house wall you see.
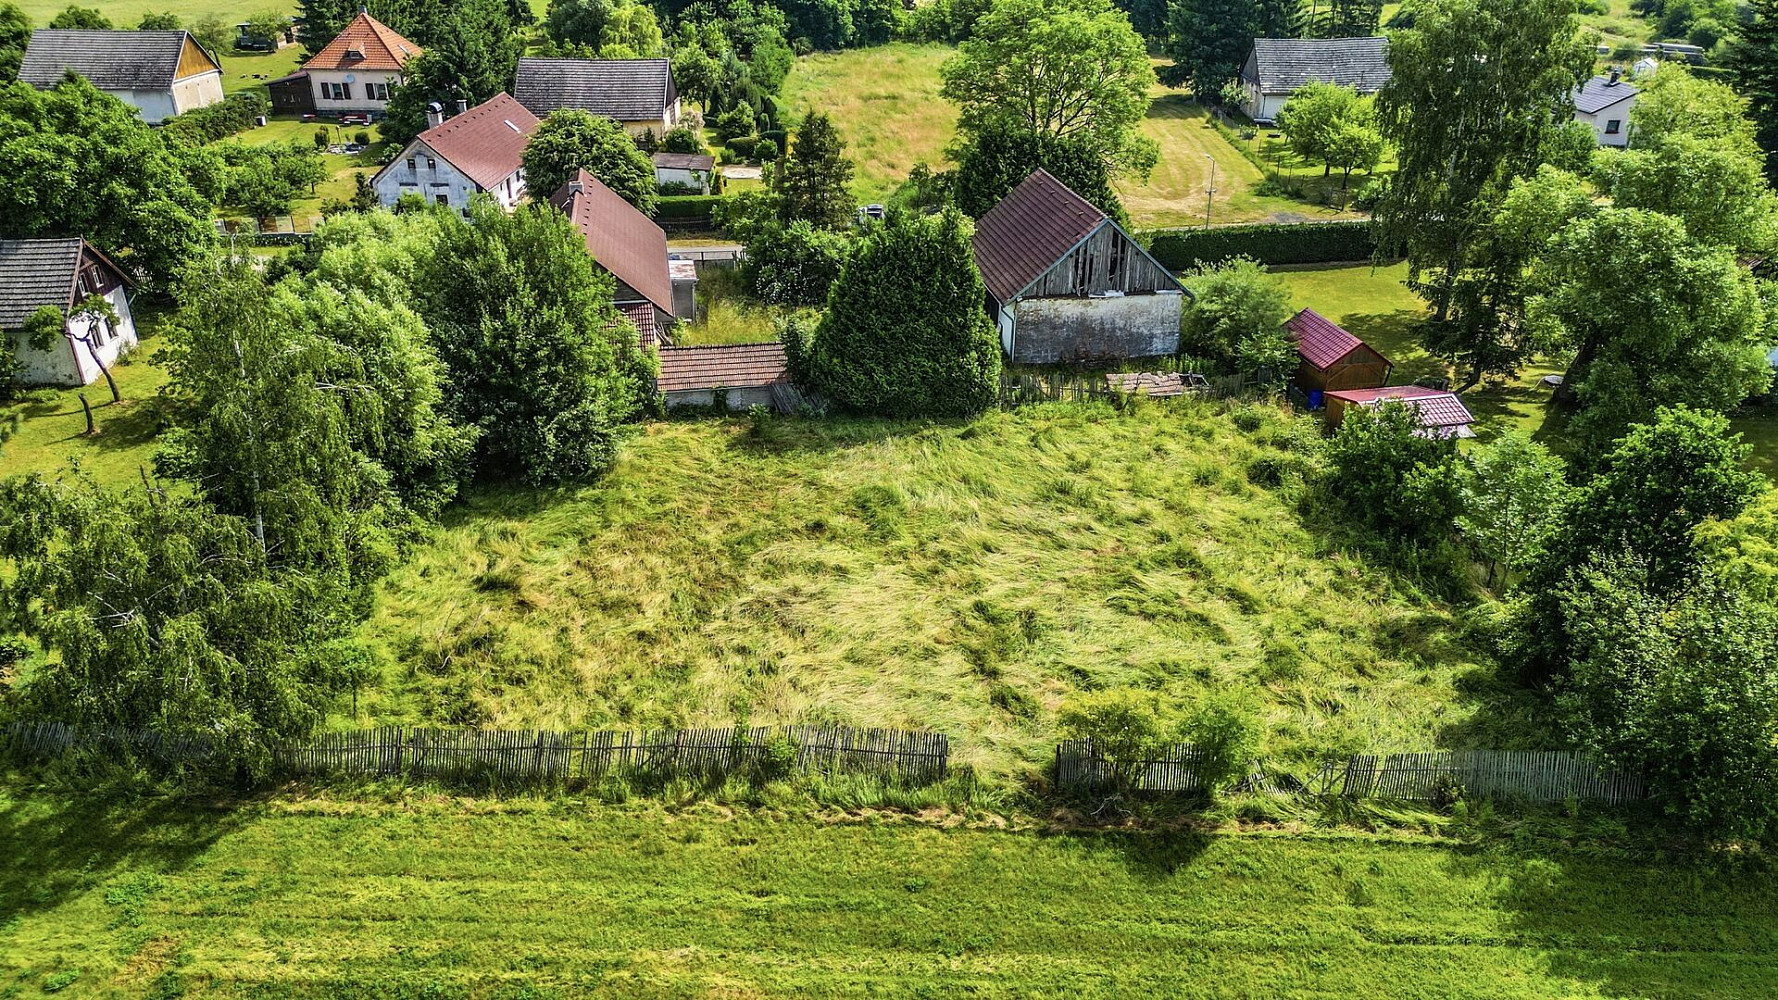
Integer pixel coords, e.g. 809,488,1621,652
9,285,138,387
171,72,224,116
375,144,527,211
309,69,404,113
1575,99,1635,147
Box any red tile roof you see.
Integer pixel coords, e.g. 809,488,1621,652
656,342,788,393
302,11,421,73
972,168,1107,303
1286,307,1384,370
551,169,673,319
617,301,663,350
403,92,537,190
1326,385,1476,436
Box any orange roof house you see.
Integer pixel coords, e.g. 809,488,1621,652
301,9,422,114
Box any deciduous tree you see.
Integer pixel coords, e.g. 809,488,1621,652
945,0,1157,176
952,119,1124,221
1456,431,1569,586
522,109,658,212
0,3,27,84
1181,257,1293,378
48,4,109,28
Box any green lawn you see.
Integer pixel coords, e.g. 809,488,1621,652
16,0,289,26
0,333,168,485
219,44,303,97
781,43,959,203
3,790,1776,998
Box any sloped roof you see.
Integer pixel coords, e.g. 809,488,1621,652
513,58,676,121
1285,308,1386,371
19,29,213,90
0,238,82,329
657,342,788,393
1573,75,1638,114
653,151,714,171
551,169,673,318
1326,385,1476,436
302,11,421,73
1245,37,1390,95
391,93,538,190
617,301,663,350
972,169,1108,303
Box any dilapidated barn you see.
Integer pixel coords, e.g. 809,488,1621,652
973,170,1187,364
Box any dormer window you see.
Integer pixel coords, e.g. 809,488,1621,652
345,48,365,60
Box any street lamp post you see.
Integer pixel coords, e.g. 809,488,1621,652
1204,154,1216,228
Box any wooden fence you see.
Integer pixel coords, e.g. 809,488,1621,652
2,721,949,786
998,372,1247,409
1057,741,1650,805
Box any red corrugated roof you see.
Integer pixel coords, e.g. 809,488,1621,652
656,342,788,393
1285,307,1385,370
1326,385,1476,434
302,10,421,72
551,169,673,319
972,168,1107,303
406,93,537,191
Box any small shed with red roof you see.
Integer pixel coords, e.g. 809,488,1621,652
1285,307,1392,391
1324,385,1476,439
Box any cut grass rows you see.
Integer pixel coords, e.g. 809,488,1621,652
3,792,1776,998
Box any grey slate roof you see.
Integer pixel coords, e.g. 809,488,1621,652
1244,37,1390,95
19,29,207,91
0,238,81,329
513,57,677,121
1573,75,1638,114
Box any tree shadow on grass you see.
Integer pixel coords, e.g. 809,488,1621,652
1465,839,1778,999
1041,823,1217,880
0,789,245,928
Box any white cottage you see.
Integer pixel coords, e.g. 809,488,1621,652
18,29,223,124
1573,73,1638,147
1239,36,1390,124
0,238,138,387
371,93,539,212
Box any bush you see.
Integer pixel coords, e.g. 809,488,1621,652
660,125,704,154
787,208,1000,417
1057,688,1175,795
754,138,779,161
1148,221,1379,269
654,195,723,225
727,134,758,159
159,91,267,146
745,220,849,306
1177,692,1264,794
1320,401,1461,543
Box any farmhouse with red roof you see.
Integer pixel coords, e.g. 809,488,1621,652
372,93,539,212
300,8,422,115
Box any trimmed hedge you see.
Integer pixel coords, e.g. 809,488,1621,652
1146,221,1379,270
654,195,724,224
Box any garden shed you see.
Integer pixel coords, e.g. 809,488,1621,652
1286,308,1392,393
656,342,789,410
1323,385,1476,439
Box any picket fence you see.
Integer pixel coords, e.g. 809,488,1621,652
1057,741,1650,805
1,721,949,786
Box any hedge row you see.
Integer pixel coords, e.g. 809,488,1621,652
655,195,723,223
1146,220,1379,270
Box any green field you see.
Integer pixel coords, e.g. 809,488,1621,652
0,331,168,485
14,0,287,27
782,43,960,203
3,790,1775,998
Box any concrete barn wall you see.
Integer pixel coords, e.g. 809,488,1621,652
1011,292,1183,365
663,386,777,410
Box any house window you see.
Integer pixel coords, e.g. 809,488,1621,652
435,194,449,207
368,83,389,101
1605,119,1621,134
406,157,416,171
323,81,350,101
426,157,437,170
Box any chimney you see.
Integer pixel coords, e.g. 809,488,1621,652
425,101,444,129
358,3,368,12
455,98,469,117
1608,68,1621,85
568,179,584,195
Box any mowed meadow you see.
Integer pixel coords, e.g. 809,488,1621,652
5,791,1777,998
359,401,1523,776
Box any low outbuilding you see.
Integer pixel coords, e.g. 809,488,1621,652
653,151,715,193
1286,307,1392,394
1323,385,1476,439
656,342,789,410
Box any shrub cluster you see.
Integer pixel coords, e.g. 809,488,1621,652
744,221,849,306
160,92,268,146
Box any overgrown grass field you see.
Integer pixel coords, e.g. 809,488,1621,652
360,400,1528,777
3,791,1775,998
781,43,959,202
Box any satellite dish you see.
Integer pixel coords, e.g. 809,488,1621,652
344,73,356,83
